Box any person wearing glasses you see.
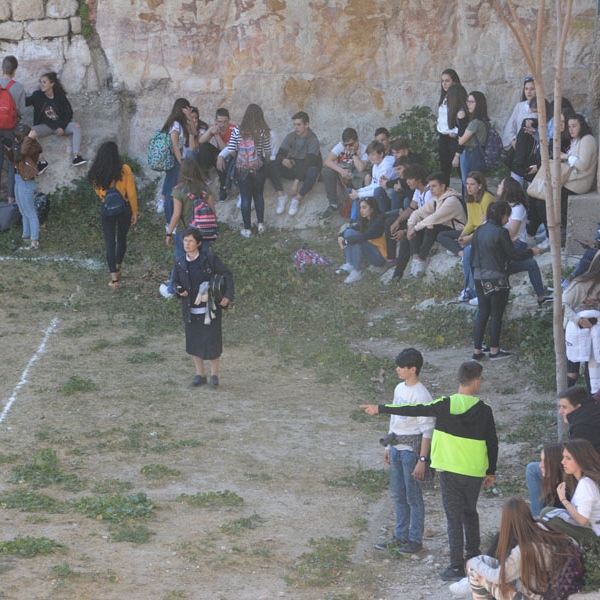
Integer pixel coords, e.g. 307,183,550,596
321,127,369,218
501,76,536,152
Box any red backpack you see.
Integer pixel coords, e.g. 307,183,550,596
179,186,217,241
236,137,263,173
0,80,18,130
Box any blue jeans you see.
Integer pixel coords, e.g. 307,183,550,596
526,461,543,517
167,231,185,294
389,448,425,543
462,244,475,298
459,147,485,196
14,175,39,241
508,257,545,298
236,166,266,229
161,160,181,225
343,228,385,270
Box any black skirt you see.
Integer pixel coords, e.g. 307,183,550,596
184,311,223,360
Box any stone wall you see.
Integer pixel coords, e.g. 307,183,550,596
0,0,596,192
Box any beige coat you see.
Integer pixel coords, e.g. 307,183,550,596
565,134,598,195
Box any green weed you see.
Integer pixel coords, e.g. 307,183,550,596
219,512,265,535
109,523,154,544
504,401,556,445
285,536,352,587
127,352,165,364
326,468,388,495
92,479,134,494
72,492,154,522
57,375,99,396
389,106,438,172
0,536,63,557
140,464,181,480
9,449,85,490
48,562,75,578
175,490,243,508
0,489,69,513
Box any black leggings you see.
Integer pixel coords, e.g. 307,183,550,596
473,281,510,350
101,208,131,273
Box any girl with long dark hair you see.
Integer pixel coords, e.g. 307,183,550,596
26,71,86,171
88,141,138,290
436,68,461,186
156,97,191,224
458,91,489,194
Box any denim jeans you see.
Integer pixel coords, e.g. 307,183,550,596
14,174,39,241
508,257,544,297
460,147,484,196
343,228,385,270
525,461,543,517
389,448,425,543
236,166,266,229
32,122,82,154
462,244,475,298
161,160,181,225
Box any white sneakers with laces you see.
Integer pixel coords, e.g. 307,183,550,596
288,198,300,216
276,194,288,214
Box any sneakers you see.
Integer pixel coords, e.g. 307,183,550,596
449,577,471,598
288,198,300,216
374,537,407,551
525,234,537,247
439,566,466,582
257,223,266,235
458,289,472,302
537,296,553,307
156,198,165,214
159,283,174,299
320,204,338,218
468,297,479,307
30,240,39,250
344,270,362,283
411,259,426,276
72,155,87,166
276,194,288,214
398,541,422,554
489,349,512,360
240,229,251,239
335,263,353,275
209,375,219,389
37,160,49,175
192,375,207,387
471,352,485,361
537,238,550,250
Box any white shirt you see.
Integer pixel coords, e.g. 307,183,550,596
357,155,396,198
507,203,528,244
388,381,435,451
502,100,536,148
329,141,368,164
437,99,459,136
412,186,432,209
572,476,600,535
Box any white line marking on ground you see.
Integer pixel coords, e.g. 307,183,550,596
0,317,59,425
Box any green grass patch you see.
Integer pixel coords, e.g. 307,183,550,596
504,401,556,445
219,512,265,535
0,536,63,557
57,375,99,396
175,490,243,508
0,489,69,513
92,479,134,494
325,468,388,495
72,492,154,522
127,352,165,364
109,523,154,544
285,536,352,587
140,464,181,480
9,449,86,490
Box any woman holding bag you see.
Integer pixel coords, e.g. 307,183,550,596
88,141,138,290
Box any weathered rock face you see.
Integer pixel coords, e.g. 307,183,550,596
0,0,595,195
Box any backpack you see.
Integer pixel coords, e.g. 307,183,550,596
188,188,218,240
102,184,129,217
542,542,584,600
147,130,175,171
0,200,20,231
0,80,18,130
293,247,333,273
475,123,505,169
235,137,263,173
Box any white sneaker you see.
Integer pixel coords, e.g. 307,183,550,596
276,194,288,215
458,289,470,302
344,269,362,283
525,234,536,247
257,223,266,235
335,263,353,274
159,283,174,299
449,577,471,598
288,198,300,216
469,297,479,306
240,228,251,239
409,258,419,276
412,259,427,275
156,198,165,214
537,238,550,250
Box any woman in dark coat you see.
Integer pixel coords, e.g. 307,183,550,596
173,227,233,389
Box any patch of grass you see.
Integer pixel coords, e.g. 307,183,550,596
326,468,388,495
243,472,273,482
9,449,85,491
72,492,154,522
152,438,202,453
0,453,19,464
175,490,243,508
0,536,63,557
121,335,147,347
140,464,181,480
504,401,556,445
57,375,99,396
127,352,165,364
92,479,134,494
48,562,75,579
0,489,69,513
285,536,352,587
91,338,111,351
219,512,265,535
350,516,368,532
109,523,154,544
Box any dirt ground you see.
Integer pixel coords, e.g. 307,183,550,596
0,250,556,600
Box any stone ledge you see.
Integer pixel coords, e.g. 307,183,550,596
27,18,70,39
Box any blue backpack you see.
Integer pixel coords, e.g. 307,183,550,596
475,123,505,169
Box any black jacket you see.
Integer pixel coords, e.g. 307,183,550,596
567,400,600,455
470,220,534,280
26,90,74,130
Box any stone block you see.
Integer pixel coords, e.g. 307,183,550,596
12,0,44,21
0,0,10,21
27,19,70,39
70,16,82,35
566,192,600,257
0,20,22,40
47,0,79,19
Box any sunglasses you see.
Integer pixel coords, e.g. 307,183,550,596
524,77,534,83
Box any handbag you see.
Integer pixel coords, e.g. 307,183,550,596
102,184,129,217
481,277,510,296
527,159,572,200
